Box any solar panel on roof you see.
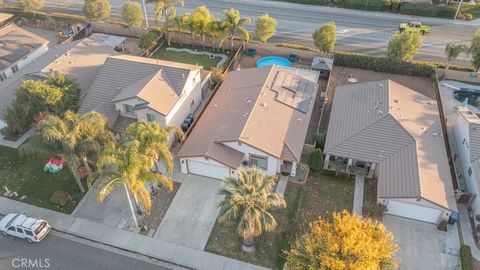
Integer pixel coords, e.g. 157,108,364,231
270,70,315,114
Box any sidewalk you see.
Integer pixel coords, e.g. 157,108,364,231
353,175,364,216
0,197,269,270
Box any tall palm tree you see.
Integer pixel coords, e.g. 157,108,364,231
95,140,173,216
192,6,214,49
147,0,184,27
179,13,196,48
222,9,251,47
218,168,287,252
19,111,115,193
120,121,180,174
444,42,469,73
209,19,230,52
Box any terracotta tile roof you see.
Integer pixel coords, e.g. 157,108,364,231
78,55,201,125
178,66,319,166
324,80,457,211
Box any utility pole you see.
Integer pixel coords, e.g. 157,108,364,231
141,0,149,28
454,0,464,20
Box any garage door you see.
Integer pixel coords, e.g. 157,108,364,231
187,159,230,180
386,200,442,224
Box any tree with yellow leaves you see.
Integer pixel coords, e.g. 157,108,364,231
285,210,398,270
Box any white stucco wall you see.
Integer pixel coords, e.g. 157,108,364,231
378,197,452,222
0,45,48,80
165,71,202,127
454,115,480,214
222,141,280,175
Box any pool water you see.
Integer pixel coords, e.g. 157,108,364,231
256,56,292,68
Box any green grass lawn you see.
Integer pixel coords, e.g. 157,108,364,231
0,146,83,214
205,171,354,269
152,42,232,70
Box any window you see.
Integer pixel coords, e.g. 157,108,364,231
16,228,23,234
124,104,134,114
11,65,18,73
0,72,6,81
469,167,473,176
7,226,15,232
25,230,33,236
250,155,268,171
190,100,195,108
146,113,156,122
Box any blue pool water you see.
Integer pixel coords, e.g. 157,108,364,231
256,56,292,68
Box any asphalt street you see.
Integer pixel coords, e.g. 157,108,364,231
6,0,478,64
0,232,173,270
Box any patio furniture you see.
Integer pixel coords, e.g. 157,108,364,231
246,48,256,56
288,54,299,63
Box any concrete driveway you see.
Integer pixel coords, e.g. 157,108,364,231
154,174,223,250
71,179,137,231
383,215,461,270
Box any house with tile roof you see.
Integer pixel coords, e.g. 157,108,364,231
177,65,319,180
0,34,123,131
78,55,208,134
323,79,457,224
0,24,49,82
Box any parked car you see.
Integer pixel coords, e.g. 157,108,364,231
399,21,431,35
0,213,51,243
181,113,195,132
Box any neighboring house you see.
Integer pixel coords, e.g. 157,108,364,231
0,34,123,131
177,65,319,180
323,80,457,224
78,55,207,135
0,24,49,81
454,108,480,215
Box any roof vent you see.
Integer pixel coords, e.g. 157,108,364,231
182,73,186,79
426,101,432,105
260,102,267,108
245,97,252,104
243,112,249,117
379,83,384,87
376,110,384,115
297,118,302,122
213,104,218,108
433,132,438,138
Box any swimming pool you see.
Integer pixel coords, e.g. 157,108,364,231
256,56,292,68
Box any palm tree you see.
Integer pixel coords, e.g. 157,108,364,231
444,42,469,74
192,6,214,49
19,111,115,193
222,9,251,47
147,0,184,28
209,20,230,52
120,121,179,174
96,140,173,216
218,168,286,252
179,13,196,48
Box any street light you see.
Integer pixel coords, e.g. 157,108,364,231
99,178,139,228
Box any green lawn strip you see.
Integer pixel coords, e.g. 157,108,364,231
205,171,354,269
0,146,82,214
152,42,232,70
274,0,467,19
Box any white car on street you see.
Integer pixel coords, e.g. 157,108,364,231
0,213,51,243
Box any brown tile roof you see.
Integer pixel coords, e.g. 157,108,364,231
324,80,457,211
0,24,49,70
178,66,319,165
78,55,201,125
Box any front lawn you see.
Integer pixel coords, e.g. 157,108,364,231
0,146,83,213
205,171,354,269
152,42,231,70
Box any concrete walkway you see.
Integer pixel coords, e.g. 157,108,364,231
154,174,223,250
275,175,289,195
0,197,269,270
0,128,34,149
459,204,480,260
353,175,364,216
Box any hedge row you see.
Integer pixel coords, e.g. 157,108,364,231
460,245,473,270
334,52,473,78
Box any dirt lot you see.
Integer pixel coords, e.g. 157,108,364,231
318,66,437,132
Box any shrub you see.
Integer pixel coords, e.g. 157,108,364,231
460,245,473,270
308,148,324,171
314,132,326,150
362,202,387,219
138,30,161,49
463,13,474,21
210,67,224,85
437,220,448,232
